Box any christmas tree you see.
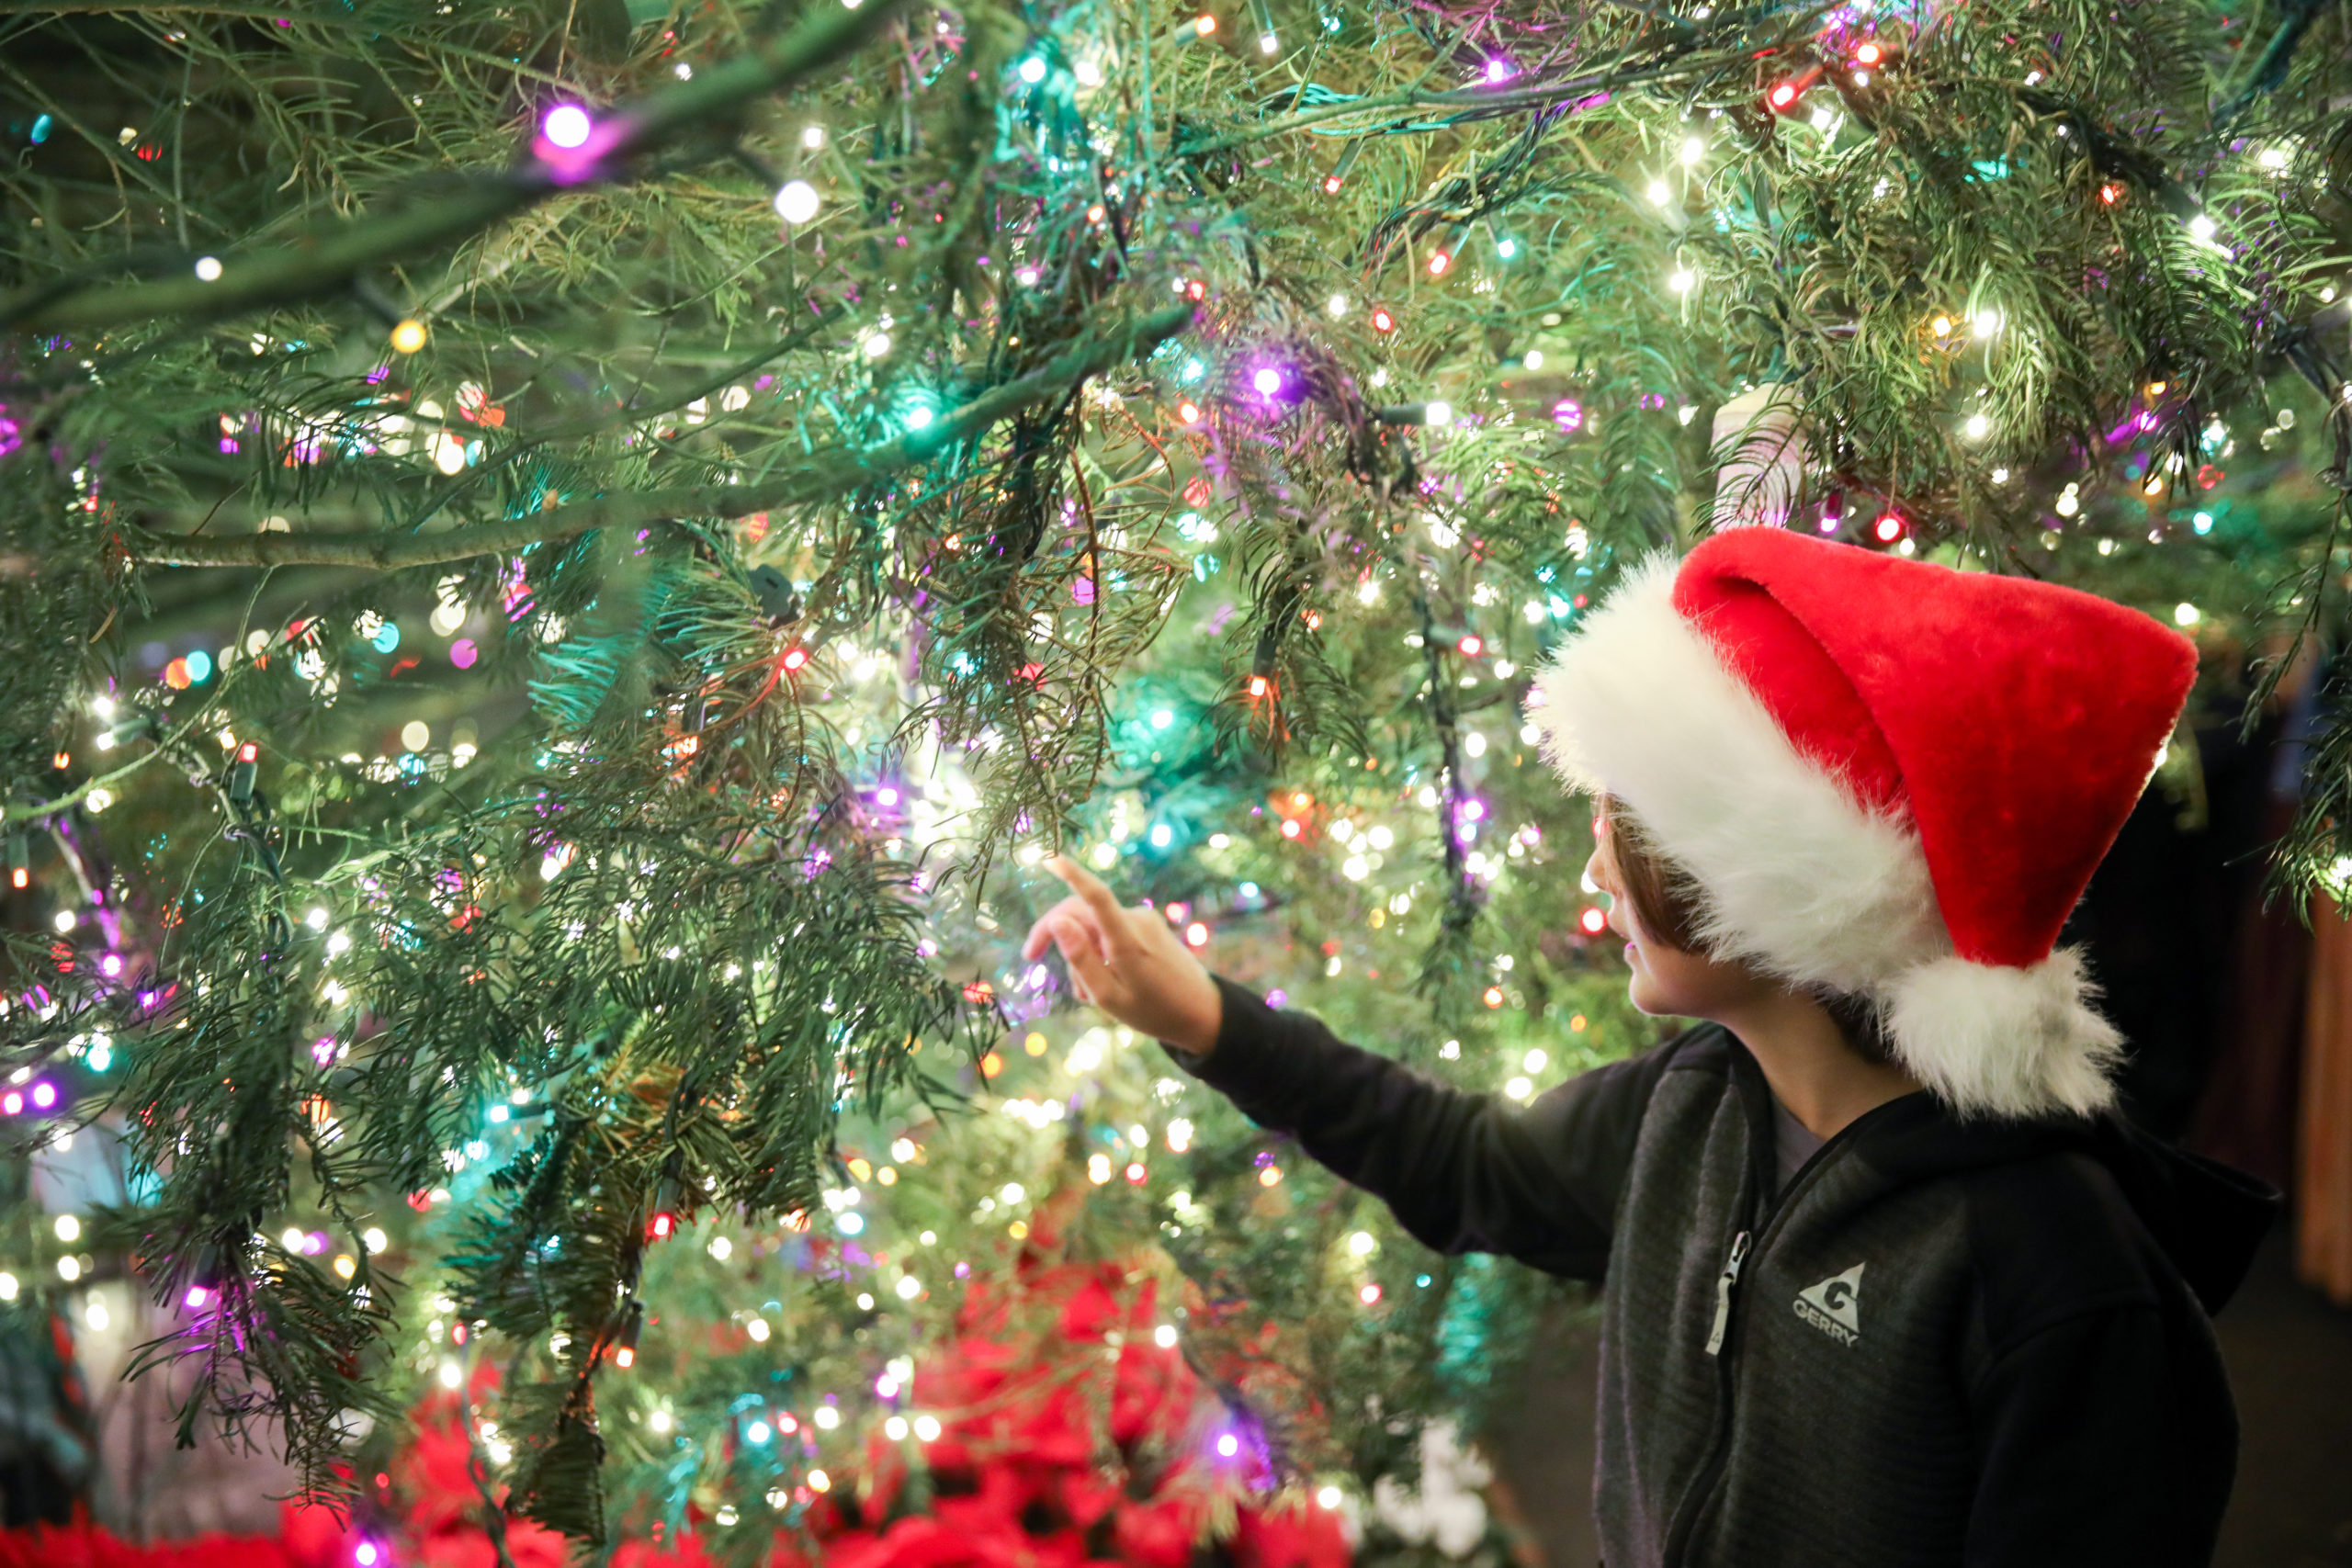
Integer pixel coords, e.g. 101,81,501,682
3,0,2349,1556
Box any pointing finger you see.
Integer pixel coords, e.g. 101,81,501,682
1046,855,1132,948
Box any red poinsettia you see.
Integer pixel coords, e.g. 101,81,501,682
800,1209,1350,1568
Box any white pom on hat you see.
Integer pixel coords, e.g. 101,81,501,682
1880,948,2127,1119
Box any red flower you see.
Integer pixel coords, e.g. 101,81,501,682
1231,1502,1350,1568
1113,1495,1204,1568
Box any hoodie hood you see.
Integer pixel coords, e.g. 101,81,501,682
2078,1113,2282,1314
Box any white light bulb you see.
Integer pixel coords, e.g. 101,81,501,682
1259,30,1277,52
2188,213,2218,242
1016,56,1046,84
774,180,820,224
1679,135,1705,165
194,256,222,281
1645,179,1671,207
1424,400,1452,426
542,105,593,150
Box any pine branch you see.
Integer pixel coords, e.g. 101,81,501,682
122,304,1195,570
1172,56,1699,157
0,683,236,826
0,0,910,332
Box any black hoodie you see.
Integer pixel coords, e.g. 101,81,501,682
1174,976,2281,1568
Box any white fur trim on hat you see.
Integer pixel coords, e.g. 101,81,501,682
1880,949,2123,1119
1529,554,1949,994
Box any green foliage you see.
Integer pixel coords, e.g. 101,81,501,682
4,0,2352,1547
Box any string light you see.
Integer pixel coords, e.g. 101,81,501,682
775,180,821,223
389,320,428,354
541,104,593,149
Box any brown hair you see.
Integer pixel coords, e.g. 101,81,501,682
1597,795,1708,953
1596,795,1894,1066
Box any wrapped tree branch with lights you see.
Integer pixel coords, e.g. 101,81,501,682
3,0,2351,1557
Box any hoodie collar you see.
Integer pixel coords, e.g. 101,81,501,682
1718,1031,2280,1314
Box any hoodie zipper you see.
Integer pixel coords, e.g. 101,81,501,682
1657,1093,1917,1567
1702,1231,1751,1357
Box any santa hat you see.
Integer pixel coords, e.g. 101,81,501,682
1529,528,2197,1120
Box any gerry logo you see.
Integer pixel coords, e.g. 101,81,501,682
1793,1263,1864,1347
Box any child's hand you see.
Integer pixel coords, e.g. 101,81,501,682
1021,856,1224,1056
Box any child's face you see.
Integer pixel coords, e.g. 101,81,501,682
1583,832,1774,1024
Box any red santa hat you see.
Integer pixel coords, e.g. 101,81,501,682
1529,527,2197,1120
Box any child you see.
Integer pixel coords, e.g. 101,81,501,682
1023,526,2279,1567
